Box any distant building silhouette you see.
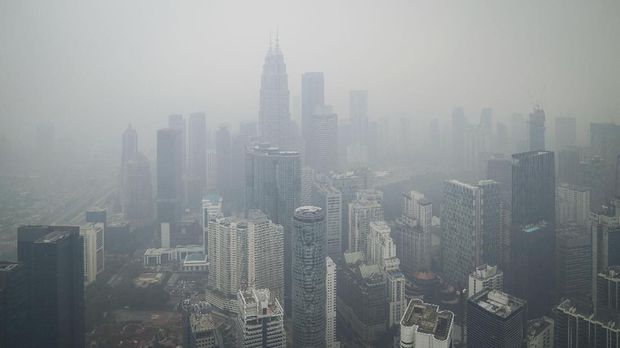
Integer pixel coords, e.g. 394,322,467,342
157,128,184,223
528,106,546,151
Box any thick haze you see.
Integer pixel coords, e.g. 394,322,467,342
1,0,619,151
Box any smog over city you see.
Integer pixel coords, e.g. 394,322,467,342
1,1,619,347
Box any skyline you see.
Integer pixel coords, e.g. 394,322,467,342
1,0,620,151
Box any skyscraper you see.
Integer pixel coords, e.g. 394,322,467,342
292,206,326,348
553,298,619,348
124,153,153,226
215,125,232,205
556,223,591,299
467,289,527,348
301,72,325,150
590,199,620,308
0,262,28,347
393,191,432,277
307,105,338,173
451,107,467,169
509,151,555,318
249,210,284,303
554,116,577,150
168,114,187,202
556,183,590,227
325,257,338,348
349,189,384,253
245,143,301,313
121,124,138,191
236,288,286,348
17,226,84,348
528,106,546,151
441,180,501,287
187,112,207,209
259,39,293,149
350,90,368,147
157,128,184,223
80,223,105,285
312,181,342,261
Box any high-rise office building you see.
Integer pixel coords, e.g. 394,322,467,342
307,105,338,173
157,128,184,223
525,316,554,348
441,180,501,287
511,113,528,153
468,264,504,298
553,298,619,348
245,143,301,313
123,153,153,226
467,289,527,348
215,125,232,205
579,155,614,209
301,72,325,149
292,206,326,348
487,154,513,209
528,106,546,151
399,299,454,348
451,107,467,169
187,113,207,209
555,116,577,150
509,151,555,318
393,191,432,277
338,252,387,345
556,183,590,227
349,189,384,254
259,40,293,149
350,90,368,146
596,266,620,313
590,199,620,307
236,288,286,348
80,223,105,285
121,124,138,195
17,226,84,348
556,223,591,299
312,181,342,260
301,166,315,205
0,261,28,347
590,122,620,168
325,257,339,348
557,146,582,185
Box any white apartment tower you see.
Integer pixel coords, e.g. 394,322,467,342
349,190,384,253
325,256,340,348
313,181,343,260
80,222,104,285
236,288,286,348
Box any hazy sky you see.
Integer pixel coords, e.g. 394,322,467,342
1,0,619,149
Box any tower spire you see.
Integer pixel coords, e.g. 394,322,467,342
275,26,279,48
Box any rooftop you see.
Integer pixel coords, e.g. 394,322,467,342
527,317,553,340
401,299,454,341
470,290,526,318
599,266,620,281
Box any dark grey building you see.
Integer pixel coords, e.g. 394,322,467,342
245,143,301,314
157,128,184,222
0,262,28,347
487,154,512,209
596,266,620,313
509,151,555,318
528,106,546,151
17,226,84,348
215,125,232,207
452,107,467,169
591,199,620,308
292,206,326,348
467,289,527,348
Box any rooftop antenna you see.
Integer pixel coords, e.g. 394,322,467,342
275,26,280,48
